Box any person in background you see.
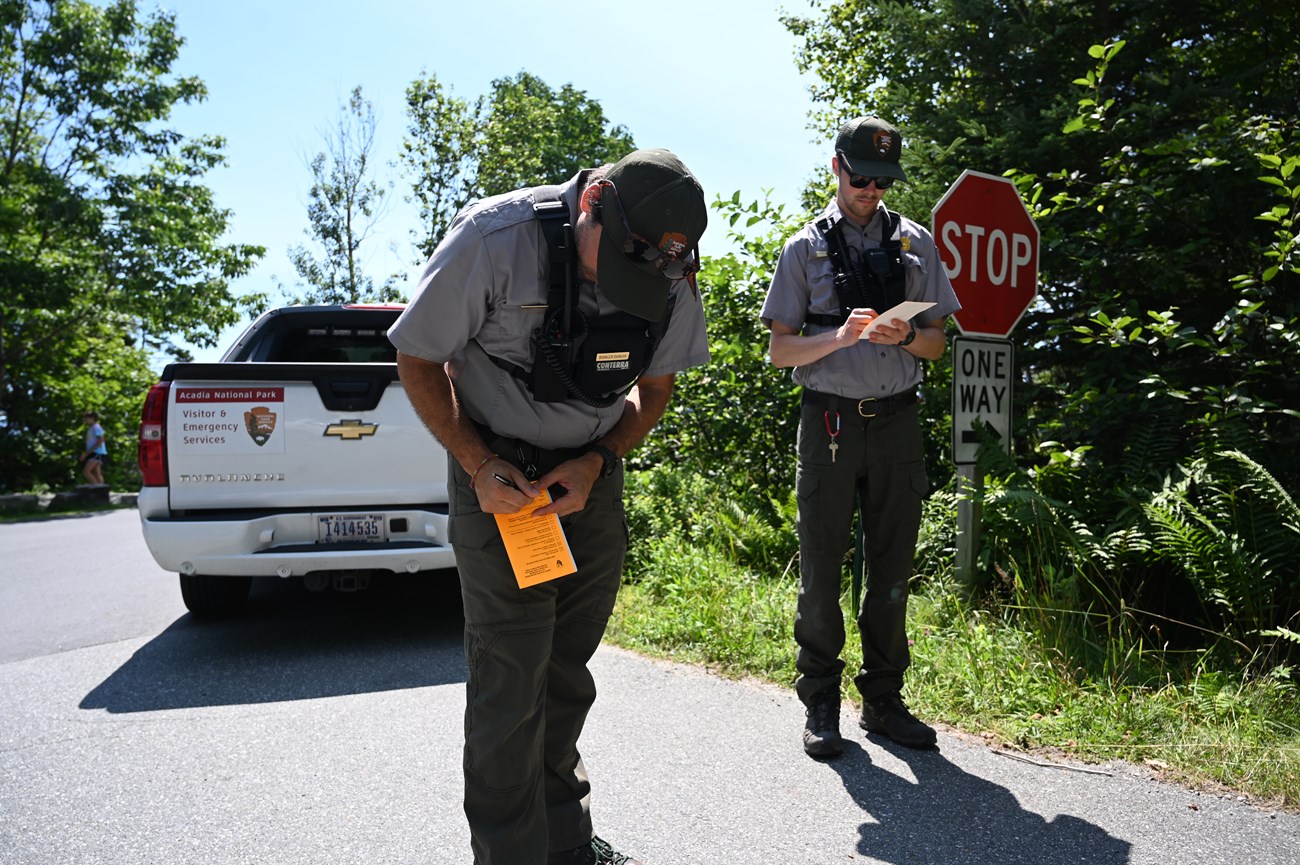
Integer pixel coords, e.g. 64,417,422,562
761,116,961,758
80,411,107,485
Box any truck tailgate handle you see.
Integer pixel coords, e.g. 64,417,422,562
313,375,388,412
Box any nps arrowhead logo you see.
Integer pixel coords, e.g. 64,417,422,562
243,406,277,446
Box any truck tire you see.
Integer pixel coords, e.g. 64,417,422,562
178,574,252,617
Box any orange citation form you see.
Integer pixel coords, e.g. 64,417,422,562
493,490,578,588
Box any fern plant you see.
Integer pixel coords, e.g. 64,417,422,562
1141,450,1300,666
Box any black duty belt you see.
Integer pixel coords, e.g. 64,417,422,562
804,313,847,328
801,388,917,418
471,419,588,481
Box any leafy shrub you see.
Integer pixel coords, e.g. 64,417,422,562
1141,450,1300,667
624,466,799,580
637,193,805,491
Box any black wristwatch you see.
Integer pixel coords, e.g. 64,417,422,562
587,444,619,478
899,322,917,347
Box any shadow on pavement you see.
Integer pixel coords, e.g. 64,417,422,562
828,738,1132,864
80,570,468,713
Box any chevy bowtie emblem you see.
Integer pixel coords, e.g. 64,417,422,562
323,420,379,440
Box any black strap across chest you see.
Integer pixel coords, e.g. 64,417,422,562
532,183,575,333
806,209,906,328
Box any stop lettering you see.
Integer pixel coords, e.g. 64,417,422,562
931,170,1039,338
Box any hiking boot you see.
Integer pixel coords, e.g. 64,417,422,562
802,686,844,758
549,836,643,865
859,692,937,749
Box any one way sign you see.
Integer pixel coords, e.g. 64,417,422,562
951,336,1014,465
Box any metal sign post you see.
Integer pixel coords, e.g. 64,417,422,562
950,336,1014,594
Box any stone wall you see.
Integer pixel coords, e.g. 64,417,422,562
0,488,138,514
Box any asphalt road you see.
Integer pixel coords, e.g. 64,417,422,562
1,508,1296,864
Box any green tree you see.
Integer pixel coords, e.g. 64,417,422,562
288,85,398,304
13,317,156,492
638,192,807,490
780,0,1300,662
399,73,476,266
784,0,1300,492
0,0,264,491
399,70,636,261
474,72,637,199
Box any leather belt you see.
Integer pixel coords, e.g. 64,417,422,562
801,388,917,418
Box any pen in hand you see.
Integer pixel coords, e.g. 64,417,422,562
493,472,520,491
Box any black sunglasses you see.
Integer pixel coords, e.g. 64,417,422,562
597,179,700,280
836,151,897,190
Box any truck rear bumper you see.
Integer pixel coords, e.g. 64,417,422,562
137,488,456,577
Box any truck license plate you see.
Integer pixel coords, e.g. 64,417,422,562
316,514,386,543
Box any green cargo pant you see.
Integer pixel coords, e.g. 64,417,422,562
448,447,627,865
793,393,928,706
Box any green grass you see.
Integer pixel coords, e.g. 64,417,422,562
609,472,1300,812
610,543,799,681
0,494,133,522
903,594,1300,808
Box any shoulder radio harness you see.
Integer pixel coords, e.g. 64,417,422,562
484,185,675,407
804,209,906,329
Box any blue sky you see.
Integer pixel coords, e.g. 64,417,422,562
158,0,832,361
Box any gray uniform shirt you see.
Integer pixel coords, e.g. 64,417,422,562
760,199,961,398
389,172,710,450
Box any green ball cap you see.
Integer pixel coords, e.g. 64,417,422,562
597,148,707,321
835,116,908,181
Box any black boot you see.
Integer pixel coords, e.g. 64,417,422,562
859,692,937,748
802,686,843,758
549,836,643,865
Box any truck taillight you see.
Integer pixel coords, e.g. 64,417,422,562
138,382,170,486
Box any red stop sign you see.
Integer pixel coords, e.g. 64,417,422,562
932,170,1039,337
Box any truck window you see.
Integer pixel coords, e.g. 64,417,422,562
279,328,397,363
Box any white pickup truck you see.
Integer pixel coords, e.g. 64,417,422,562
136,304,455,616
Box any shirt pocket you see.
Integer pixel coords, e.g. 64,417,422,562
478,300,546,369
806,253,842,315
